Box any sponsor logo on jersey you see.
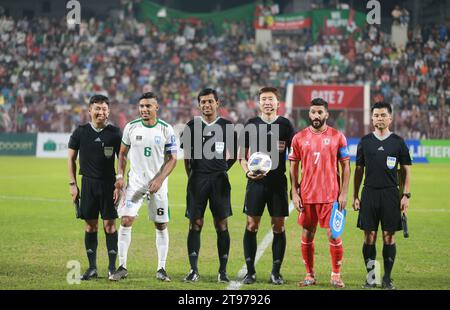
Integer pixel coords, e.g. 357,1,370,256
378,146,384,151
94,137,102,143
136,135,142,141
386,156,397,169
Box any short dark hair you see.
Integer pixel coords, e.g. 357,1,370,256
89,94,109,105
371,101,392,114
258,87,280,100
311,98,328,110
139,92,158,101
197,88,218,103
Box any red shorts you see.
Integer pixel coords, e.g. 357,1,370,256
298,203,333,229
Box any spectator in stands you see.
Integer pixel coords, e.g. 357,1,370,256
0,9,448,138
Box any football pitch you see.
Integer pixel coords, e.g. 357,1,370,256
0,157,449,290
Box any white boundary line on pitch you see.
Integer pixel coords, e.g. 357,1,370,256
226,202,295,290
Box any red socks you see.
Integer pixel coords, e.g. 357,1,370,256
301,236,315,274
329,238,343,274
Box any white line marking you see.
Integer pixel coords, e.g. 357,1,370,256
227,202,295,290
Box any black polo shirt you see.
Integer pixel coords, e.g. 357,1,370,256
356,132,412,189
180,117,237,173
68,123,122,179
242,116,295,178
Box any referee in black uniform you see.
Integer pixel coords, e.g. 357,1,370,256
353,101,411,289
239,87,295,285
180,88,237,283
68,94,122,280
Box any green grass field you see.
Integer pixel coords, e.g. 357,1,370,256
0,157,449,290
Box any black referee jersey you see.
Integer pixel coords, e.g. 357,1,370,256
180,117,237,173
242,116,295,178
356,132,412,188
68,123,122,179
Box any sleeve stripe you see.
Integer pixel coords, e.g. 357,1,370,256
121,140,130,147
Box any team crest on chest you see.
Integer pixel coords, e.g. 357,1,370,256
154,136,161,145
323,138,330,145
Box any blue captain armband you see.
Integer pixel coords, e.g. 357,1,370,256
338,146,350,159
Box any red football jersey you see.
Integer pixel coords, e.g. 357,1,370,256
289,126,350,204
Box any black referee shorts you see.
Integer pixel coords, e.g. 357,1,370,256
186,171,232,221
357,186,402,232
80,176,118,220
243,175,289,217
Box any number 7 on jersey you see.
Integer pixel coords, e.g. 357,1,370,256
314,152,320,165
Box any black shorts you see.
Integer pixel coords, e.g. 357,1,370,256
243,175,289,217
357,186,402,232
80,176,118,220
186,171,232,220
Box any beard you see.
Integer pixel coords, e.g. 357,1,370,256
310,118,325,129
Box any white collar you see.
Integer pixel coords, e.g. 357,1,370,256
259,115,279,124
200,116,221,126
373,131,392,141
90,122,107,133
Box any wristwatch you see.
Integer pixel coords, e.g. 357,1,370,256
402,193,411,199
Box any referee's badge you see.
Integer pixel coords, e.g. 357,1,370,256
104,146,114,158
386,156,397,169
215,142,225,154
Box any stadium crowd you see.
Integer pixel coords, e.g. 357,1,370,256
0,8,449,138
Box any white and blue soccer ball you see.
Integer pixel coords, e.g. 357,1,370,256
247,152,272,175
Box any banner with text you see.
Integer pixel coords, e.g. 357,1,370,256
255,12,311,30
0,133,37,156
293,84,364,110
36,133,71,158
311,9,366,40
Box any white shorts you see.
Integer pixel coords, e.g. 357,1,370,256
117,182,169,223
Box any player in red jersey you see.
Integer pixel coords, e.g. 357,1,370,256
289,98,351,288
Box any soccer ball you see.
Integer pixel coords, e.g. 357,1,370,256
247,152,272,175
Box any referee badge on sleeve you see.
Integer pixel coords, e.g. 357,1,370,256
104,146,114,158
386,156,397,169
